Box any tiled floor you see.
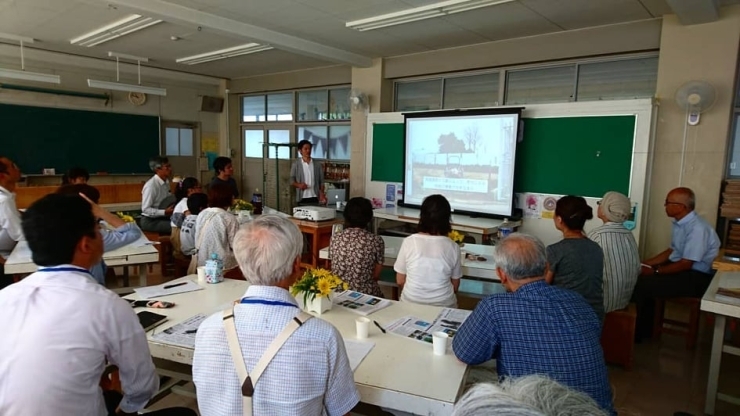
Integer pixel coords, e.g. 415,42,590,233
119,266,740,416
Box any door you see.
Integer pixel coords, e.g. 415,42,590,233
242,126,294,212
162,122,198,179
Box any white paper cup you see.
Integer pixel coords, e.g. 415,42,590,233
432,331,449,356
356,317,370,340
196,266,206,283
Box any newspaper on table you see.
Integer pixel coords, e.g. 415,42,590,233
385,308,472,345
332,290,392,316
150,313,208,349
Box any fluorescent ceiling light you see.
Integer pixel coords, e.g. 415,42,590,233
0,68,60,84
0,33,34,44
70,14,162,47
176,43,273,65
87,79,166,96
346,0,514,31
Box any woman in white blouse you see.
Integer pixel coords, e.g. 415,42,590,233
194,183,242,279
394,194,462,307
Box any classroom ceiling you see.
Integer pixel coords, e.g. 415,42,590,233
0,0,738,80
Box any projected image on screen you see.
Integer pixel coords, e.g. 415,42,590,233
403,111,519,217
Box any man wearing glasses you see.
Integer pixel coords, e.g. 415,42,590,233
632,187,720,342
140,156,177,234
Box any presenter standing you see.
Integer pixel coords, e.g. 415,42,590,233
290,140,326,206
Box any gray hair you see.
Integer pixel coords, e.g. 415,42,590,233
452,375,608,416
233,215,303,286
672,187,696,210
492,233,547,280
148,156,168,172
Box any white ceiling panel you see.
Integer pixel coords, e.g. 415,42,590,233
372,19,489,50
636,0,673,17
520,0,653,30
443,1,562,40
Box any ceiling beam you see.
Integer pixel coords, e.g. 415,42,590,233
101,0,373,68
664,0,720,25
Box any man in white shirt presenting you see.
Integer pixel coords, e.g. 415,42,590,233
0,157,23,289
141,156,176,234
193,215,359,415
0,193,195,416
290,139,327,206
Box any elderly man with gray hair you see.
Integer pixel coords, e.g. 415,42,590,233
451,375,608,416
192,215,360,416
452,233,615,415
140,156,176,234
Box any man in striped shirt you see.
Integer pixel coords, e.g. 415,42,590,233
587,191,641,313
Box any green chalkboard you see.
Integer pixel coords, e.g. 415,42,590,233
370,115,636,197
371,123,405,182
0,103,160,174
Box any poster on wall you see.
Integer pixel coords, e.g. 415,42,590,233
541,196,557,219
524,194,541,219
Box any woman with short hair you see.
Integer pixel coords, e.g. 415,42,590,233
194,183,241,279
330,197,385,297
170,177,201,259
394,194,462,307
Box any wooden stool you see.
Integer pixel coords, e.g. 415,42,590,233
653,297,701,349
601,304,637,369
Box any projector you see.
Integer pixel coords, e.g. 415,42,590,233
293,206,336,221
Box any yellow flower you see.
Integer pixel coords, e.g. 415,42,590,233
317,279,331,296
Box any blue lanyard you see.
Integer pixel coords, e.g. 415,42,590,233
239,298,298,308
37,266,93,277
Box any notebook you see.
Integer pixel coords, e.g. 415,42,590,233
327,189,346,206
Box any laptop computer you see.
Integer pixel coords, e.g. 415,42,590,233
326,189,346,206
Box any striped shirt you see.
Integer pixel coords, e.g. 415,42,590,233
193,286,360,416
587,222,641,313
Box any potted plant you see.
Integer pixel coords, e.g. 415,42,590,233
231,199,254,219
290,268,347,315
448,230,465,247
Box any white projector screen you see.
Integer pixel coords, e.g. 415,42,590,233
402,110,520,218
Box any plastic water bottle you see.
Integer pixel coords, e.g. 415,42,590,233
498,218,513,239
204,253,224,284
252,188,263,215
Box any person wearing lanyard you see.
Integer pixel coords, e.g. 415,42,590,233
0,193,195,416
193,215,359,416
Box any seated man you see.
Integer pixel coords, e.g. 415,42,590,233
193,215,359,416
633,187,720,341
0,157,23,289
452,233,615,415
210,156,239,198
56,184,142,285
0,193,195,416
140,156,176,234
587,191,641,313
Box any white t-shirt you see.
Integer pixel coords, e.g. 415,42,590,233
394,233,462,307
301,160,317,199
170,197,189,228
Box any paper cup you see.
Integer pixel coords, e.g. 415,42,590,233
196,266,206,283
356,317,370,340
432,331,449,356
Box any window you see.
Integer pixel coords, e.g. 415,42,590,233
242,93,294,122
577,57,658,101
244,129,291,159
244,130,264,158
329,88,351,120
727,62,740,178
506,65,576,105
298,90,328,121
242,96,265,122
396,79,442,111
164,126,194,156
268,130,291,159
297,126,328,159
328,126,351,161
444,73,499,109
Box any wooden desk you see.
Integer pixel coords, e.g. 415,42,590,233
128,276,468,415
701,272,740,414
4,238,158,287
289,217,343,268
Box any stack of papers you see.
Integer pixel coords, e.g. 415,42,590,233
151,313,207,348
385,308,472,344
133,280,203,298
332,291,392,316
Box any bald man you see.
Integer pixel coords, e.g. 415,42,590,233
632,187,720,342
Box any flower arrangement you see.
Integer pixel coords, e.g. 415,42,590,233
231,199,254,212
116,212,135,223
290,268,348,305
448,230,465,246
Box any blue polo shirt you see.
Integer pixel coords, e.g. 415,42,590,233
668,211,720,274
452,280,615,415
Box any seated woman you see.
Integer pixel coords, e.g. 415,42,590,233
180,193,208,257
546,195,605,322
394,194,462,307
170,177,201,259
194,183,242,279
330,197,385,297
56,184,141,285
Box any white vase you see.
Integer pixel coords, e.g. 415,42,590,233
305,295,333,315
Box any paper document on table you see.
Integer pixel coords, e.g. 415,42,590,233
132,235,158,247
332,290,392,316
134,279,203,298
429,308,471,337
151,313,207,348
385,308,472,345
343,339,374,372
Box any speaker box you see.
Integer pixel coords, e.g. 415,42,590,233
200,96,224,113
